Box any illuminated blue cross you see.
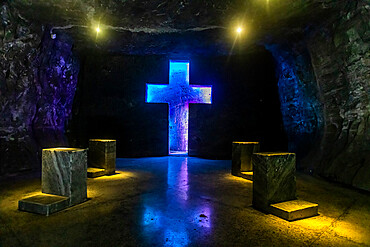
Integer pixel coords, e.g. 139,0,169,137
146,60,212,155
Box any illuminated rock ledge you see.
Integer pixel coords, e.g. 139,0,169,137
269,200,319,221
18,194,69,216
87,167,106,178
240,171,253,181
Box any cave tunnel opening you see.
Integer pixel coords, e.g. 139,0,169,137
67,45,288,159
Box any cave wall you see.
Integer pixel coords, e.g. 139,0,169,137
0,4,40,174
267,2,370,191
265,43,323,166
0,3,79,175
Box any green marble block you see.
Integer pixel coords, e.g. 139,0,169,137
88,139,116,175
42,148,87,206
232,142,260,176
252,152,296,212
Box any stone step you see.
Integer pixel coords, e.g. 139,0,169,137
87,167,106,178
240,171,253,181
18,194,70,216
269,200,319,221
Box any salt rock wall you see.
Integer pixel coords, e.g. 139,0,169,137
0,3,79,175
306,2,370,191
265,43,323,167
32,32,79,148
269,2,370,191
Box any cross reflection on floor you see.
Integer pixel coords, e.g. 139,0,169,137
141,157,212,246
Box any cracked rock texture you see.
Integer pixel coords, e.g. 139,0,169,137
267,1,370,191
0,3,79,174
306,2,370,191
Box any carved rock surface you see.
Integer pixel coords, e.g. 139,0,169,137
0,3,79,175
0,4,40,174
267,2,370,191
306,2,370,191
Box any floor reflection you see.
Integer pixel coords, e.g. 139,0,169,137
141,157,212,246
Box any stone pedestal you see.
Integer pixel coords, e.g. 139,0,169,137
18,194,69,216
88,139,116,177
269,200,319,221
42,148,87,205
232,142,260,176
19,147,87,215
252,152,296,212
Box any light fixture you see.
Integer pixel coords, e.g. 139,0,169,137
236,27,242,34
50,29,56,39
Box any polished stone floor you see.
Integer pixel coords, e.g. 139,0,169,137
1,157,370,246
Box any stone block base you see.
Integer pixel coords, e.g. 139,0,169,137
269,200,318,221
18,194,69,216
87,167,106,178
88,139,116,175
252,152,296,212
42,148,87,205
232,142,260,176
240,171,253,181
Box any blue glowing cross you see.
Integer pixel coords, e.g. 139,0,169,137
146,60,212,155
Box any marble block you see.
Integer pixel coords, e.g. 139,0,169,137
232,142,260,176
88,139,116,175
269,200,319,221
252,152,296,212
42,148,87,206
18,194,69,216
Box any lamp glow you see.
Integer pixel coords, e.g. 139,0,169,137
96,27,100,33
236,27,242,34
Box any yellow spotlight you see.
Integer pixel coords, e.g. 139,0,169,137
96,27,100,33
236,27,242,34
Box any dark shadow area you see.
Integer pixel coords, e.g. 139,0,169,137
68,45,287,159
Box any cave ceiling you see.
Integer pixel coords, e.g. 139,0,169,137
9,0,347,55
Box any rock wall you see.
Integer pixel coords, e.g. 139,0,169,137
268,1,370,191
0,3,79,175
265,43,323,166
0,4,40,174
307,1,370,191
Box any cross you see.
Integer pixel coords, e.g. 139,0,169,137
146,60,212,155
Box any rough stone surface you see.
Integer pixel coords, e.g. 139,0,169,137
42,148,87,205
32,30,80,148
266,1,370,191
305,3,370,191
252,152,296,212
0,2,79,175
265,43,323,163
232,142,260,176
0,3,41,174
88,139,116,175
